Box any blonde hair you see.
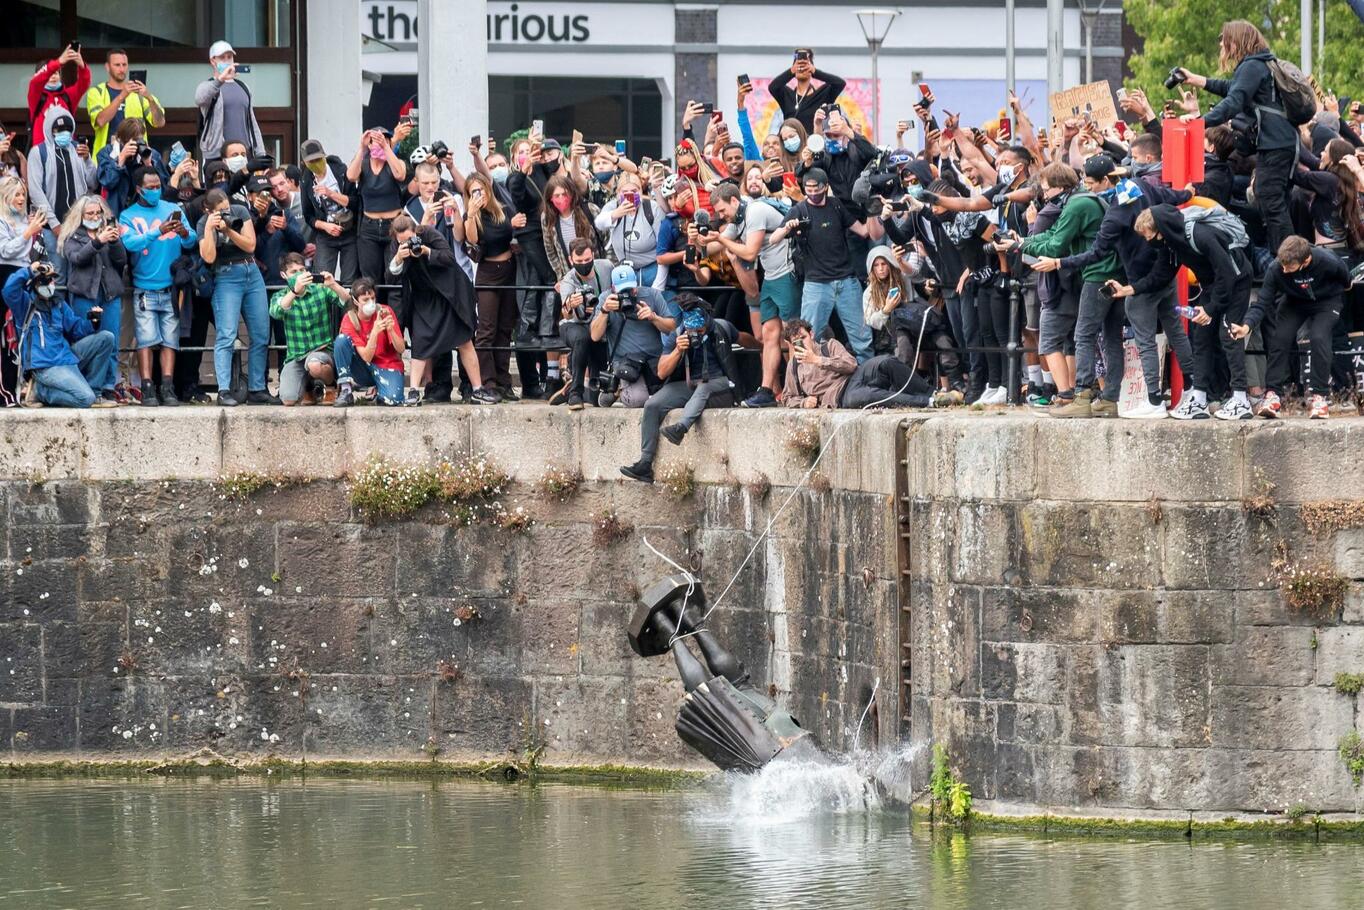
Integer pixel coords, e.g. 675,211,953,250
1133,208,1157,236
464,173,505,224
1219,20,1269,72
0,176,25,227
58,195,111,254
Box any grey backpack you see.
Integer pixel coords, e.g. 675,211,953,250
1182,204,1250,253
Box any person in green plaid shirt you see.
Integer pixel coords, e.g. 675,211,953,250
270,252,352,405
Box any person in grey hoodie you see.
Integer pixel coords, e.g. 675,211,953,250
26,107,97,281
195,40,266,162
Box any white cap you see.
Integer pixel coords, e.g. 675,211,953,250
209,40,235,59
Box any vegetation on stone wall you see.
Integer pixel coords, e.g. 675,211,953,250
1340,731,1364,787
536,463,583,502
1334,672,1364,697
1300,500,1364,536
591,508,632,547
1277,561,1350,619
930,744,973,824
215,471,308,500
656,462,697,500
785,422,822,463
347,453,510,523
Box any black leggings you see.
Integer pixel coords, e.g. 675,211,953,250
1266,297,1342,396
971,282,1003,386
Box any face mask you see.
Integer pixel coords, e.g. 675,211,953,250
45,79,62,92
825,139,845,156
679,163,699,179
306,161,327,176
765,175,784,193
53,131,73,149
542,158,561,175
552,196,573,215
1130,160,1159,177
783,136,802,154
593,170,615,184
36,283,55,300
83,218,102,230
368,146,386,160
807,188,827,205
225,155,247,173
359,300,377,318
905,184,925,200
675,201,696,220
573,261,594,277
215,61,231,75
490,165,510,184
997,164,1017,185
139,188,161,205
1099,186,1118,201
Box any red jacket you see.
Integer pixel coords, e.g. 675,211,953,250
29,59,90,146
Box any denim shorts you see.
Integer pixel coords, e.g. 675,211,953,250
133,288,180,350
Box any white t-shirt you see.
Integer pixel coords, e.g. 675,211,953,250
722,199,792,279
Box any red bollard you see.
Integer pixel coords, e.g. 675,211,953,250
1161,117,1204,407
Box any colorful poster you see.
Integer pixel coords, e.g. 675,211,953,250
746,77,876,139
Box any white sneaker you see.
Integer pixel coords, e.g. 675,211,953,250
1169,396,1210,420
1122,399,1169,419
980,386,1007,405
1214,398,1254,421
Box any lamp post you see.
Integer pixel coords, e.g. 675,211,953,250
856,8,901,145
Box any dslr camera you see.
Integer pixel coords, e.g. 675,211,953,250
430,140,450,160
573,286,598,321
406,236,425,255
617,287,639,316
1163,67,1188,90
685,328,703,349
593,368,622,395
224,213,246,232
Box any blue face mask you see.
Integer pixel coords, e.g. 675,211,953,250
139,188,162,205
825,138,846,155
782,136,801,154
593,170,615,184
53,131,73,149
905,185,925,200
215,61,231,75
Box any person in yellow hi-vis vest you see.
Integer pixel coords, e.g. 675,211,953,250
84,49,165,157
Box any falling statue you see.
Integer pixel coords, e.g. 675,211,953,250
628,574,826,772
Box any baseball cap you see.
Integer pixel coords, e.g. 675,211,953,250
1083,154,1127,180
804,167,830,187
209,40,235,59
611,264,638,291
246,175,272,194
51,112,75,133
541,138,562,152
300,139,327,162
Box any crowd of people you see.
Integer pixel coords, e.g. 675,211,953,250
1,23,1362,478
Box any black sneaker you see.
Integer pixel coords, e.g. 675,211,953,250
498,386,520,402
470,387,500,405
334,387,355,408
566,390,585,410
246,390,282,405
620,461,654,484
159,382,179,407
217,389,240,407
660,423,687,446
141,384,160,407
742,387,777,408
522,383,546,401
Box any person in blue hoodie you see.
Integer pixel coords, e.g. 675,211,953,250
2,259,117,408
119,166,198,406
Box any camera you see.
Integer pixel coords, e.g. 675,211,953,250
573,287,598,321
593,369,622,395
685,329,703,349
617,288,639,316
789,217,812,236
309,271,327,283
1163,67,1187,90
225,214,245,231
28,260,56,284
430,140,450,160
693,210,712,236
406,236,425,254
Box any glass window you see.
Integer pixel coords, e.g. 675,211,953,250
0,2,62,48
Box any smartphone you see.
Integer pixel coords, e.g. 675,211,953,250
471,134,481,147
236,64,252,74
625,190,641,207
166,209,182,223
614,139,626,155
794,50,812,63
699,101,715,116
1163,99,1176,117
69,41,81,52
737,73,750,87
129,69,147,84
918,83,932,104
998,116,1012,141
571,128,583,150
1116,87,1128,102
684,246,698,265
531,119,544,142
409,107,420,125
1114,121,1128,139
1021,253,1040,267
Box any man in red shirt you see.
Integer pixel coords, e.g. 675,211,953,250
334,278,405,406
29,45,91,146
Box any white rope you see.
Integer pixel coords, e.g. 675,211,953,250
852,677,881,754
640,532,697,648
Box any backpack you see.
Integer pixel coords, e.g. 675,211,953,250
1182,204,1250,253
1263,58,1317,127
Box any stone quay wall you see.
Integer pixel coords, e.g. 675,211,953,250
2,407,1362,821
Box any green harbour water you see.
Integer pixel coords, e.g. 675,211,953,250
2,772,1362,909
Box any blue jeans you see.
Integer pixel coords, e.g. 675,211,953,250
33,331,117,407
334,333,405,404
800,277,873,362
210,261,269,392
69,296,122,389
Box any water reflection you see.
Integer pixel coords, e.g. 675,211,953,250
1,777,1360,909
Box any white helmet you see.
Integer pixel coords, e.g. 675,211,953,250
661,174,679,198
409,145,431,165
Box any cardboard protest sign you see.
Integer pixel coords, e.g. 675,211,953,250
1049,81,1119,131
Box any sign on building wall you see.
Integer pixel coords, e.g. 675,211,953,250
362,1,673,49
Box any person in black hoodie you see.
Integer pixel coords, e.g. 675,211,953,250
1229,236,1350,419
299,138,359,283
1039,157,1197,417
769,49,847,134
1175,20,1300,252
1111,204,1253,420
1196,125,1238,208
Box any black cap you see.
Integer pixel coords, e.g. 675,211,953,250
541,137,562,152
804,167,829,187
1083,154,1127,180
246,174,271,194
52,112,75,133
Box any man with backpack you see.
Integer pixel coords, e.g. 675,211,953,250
1173,20,1316,253
1008,161,1121,418
1110,203,1254,420
195,40,266,162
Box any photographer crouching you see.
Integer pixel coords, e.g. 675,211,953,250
555,238,612,408
2,257,118,408
587,263,679,410
620,293,737,484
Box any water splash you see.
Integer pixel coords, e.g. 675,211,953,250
694,741,924,825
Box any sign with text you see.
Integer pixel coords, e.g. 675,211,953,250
1048,81,1118,131
362,1,673,50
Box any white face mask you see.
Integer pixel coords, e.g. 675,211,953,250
83,218,102,230
36,283,56,299
360,300,377,318
997,164,1017,185
225,155,247,173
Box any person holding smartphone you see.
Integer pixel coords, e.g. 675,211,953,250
29,43,91,147
58,194,127,404
96,118,169,219
85,49,164,156
768,48,847,134
196,40,266,161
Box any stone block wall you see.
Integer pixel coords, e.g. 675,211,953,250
906,416,1364,815
0,408,902,767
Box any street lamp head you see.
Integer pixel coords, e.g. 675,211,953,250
855,8,902,46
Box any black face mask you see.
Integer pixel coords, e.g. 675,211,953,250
542,158,561,175
573,261,593,277
766,175,784,193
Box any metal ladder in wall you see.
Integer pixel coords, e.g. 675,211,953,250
894,422,914,739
